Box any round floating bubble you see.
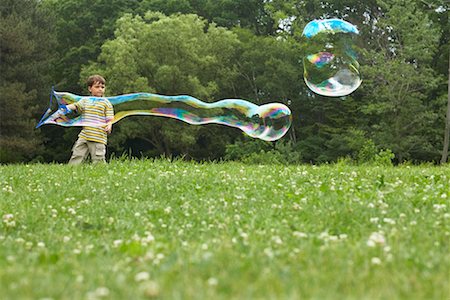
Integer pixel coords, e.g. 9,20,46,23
37,90,292,142
302,19,361,97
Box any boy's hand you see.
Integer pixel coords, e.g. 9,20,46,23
104,123,112,134
59,105,72,114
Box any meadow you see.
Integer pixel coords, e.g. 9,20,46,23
0,160,449,299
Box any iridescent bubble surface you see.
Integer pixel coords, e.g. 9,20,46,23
37,90,292,141
302,19,361,97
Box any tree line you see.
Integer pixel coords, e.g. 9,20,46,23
1,0,448,164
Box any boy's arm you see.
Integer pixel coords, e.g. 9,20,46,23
104,100,114,134
66,104,77,111
104,121,113,134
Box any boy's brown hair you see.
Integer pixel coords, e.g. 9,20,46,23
87,75,106,87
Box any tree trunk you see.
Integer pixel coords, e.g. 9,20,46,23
441,53,450,164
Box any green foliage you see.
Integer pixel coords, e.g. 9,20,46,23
225,139,301,164
0,0,56,163
356,141,394,166
356,139,378,163
83,12,240,97
232,27,302,104
357,0,443,163
374,148,395,166
41,0,141,92
330,130,394,166
1,0,446,164
81,12,242,158
224,138,272,160
139,0,275,35
0,83,39,163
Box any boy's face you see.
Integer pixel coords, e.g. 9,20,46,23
88,81,106,97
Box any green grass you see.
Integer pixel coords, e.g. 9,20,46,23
1,160,449,299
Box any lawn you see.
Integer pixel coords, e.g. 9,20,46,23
1,160,449,299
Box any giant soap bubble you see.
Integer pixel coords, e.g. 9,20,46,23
302,19,361,97
36,89,292,142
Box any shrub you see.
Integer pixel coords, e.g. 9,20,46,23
374,149,395,166
225,139,302,165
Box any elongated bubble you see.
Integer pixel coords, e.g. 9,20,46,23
302,19,361,97
36,90,292,141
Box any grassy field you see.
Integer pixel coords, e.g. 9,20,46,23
0,160,449,299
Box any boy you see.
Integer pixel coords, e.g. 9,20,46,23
67,75,114,164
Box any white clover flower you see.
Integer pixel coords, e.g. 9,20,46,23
378,201,389,209
207,277,218,286
292,203,302,210
367,232,386,247
2,185,13,193
135,272,150,282
94,287,110,298
144,251,155,261
202,252,213,260
2,214,16,228
272,236,283,245
433,204,447,212
293,231,308,238
371,257,382,265
240,232,249,240
319,232,329,240
328,235,339,242
383,218,396,225
153,253,164,265
339,234,348,240
370,217,379,223
263,247,274,258
141,281,159,298
142,232,155,244
113,240,123,248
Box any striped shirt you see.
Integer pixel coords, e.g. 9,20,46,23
75,98,114,144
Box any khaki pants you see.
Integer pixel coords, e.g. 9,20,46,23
69,138,106,165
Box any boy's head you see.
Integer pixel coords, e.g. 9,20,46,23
87,75,106,97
